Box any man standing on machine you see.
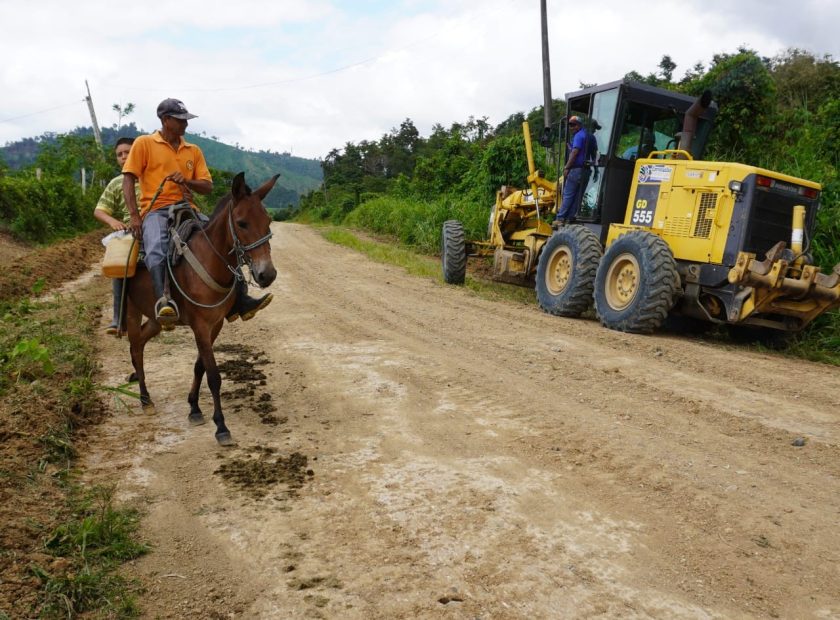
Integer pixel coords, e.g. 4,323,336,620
554,115,589,226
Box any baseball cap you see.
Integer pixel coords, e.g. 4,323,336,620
156,98,197,120
568,115,582,126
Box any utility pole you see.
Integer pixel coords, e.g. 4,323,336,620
85,80,103,151
540,0,553,147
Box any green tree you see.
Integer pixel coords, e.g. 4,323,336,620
685,48,776,160
770,49,840,112
111,102,135,130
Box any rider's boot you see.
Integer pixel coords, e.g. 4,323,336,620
226,280,273,323
150,263,178,331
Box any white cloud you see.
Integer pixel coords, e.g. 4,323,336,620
1,0,836,160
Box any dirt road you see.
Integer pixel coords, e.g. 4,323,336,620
84,222,840,619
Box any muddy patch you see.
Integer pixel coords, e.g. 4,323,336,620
216,343,283,425
214,445,313,499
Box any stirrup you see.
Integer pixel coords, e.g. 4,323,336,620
155,297,179,331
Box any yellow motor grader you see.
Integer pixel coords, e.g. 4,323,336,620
441,78,840,334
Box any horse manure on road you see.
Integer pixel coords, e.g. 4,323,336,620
214,446,313,499
216,343,282,425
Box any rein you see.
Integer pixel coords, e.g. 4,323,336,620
168,197,272,310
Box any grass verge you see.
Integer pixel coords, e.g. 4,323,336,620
0,280,148,618
322,226,536,306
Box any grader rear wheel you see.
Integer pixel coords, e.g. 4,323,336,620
594,230,679,333
441,220,467,284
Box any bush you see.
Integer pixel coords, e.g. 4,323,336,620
0,175,97,243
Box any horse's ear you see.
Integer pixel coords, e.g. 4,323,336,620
231,172,250,200
254,173,281,200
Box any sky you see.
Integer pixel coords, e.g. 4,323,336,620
1,0,838,161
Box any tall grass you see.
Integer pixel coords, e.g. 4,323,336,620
344,194,490,254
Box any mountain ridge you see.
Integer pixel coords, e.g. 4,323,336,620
0,123,323,210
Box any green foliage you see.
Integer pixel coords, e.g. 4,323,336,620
187,134,322,209
0,133,102,243
0,175,98,242
346,195,486,253
6,338,55,381
35,485,147,619
35,134,112,182
0,297,99,402
770,49,840,112
686,48,777,160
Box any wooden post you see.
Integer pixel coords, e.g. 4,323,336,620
81,167,86,194
85,80,104,151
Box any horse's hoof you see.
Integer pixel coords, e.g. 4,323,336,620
126,372,138,383
142,402,156,413
140,395,154,409
215,432,236,447
188,413,206,426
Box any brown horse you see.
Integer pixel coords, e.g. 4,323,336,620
126,172,279,446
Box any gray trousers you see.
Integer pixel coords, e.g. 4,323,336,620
141,210,170,271
142,208,209,270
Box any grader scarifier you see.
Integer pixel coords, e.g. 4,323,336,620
441,79,840,335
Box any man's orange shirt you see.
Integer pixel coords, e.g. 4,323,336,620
122,131,212,216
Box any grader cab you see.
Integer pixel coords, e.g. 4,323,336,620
441,79,840,334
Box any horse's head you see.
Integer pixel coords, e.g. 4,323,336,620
230,172,280,288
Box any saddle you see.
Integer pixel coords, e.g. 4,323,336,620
166,203,231,295
168,203,205,268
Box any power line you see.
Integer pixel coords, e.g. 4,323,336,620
0,100,84,125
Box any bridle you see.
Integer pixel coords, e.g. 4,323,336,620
227,200,273,277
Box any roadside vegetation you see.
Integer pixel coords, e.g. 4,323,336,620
0,280,147,618
294,48,840,361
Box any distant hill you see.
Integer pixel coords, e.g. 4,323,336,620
0,123,323,210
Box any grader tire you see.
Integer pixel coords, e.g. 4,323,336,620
594,230,679,333
441,220,467,284
536,225,602,316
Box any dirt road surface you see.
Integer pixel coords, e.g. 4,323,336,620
84,223,840,619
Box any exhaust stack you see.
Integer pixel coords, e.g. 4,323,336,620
677,90,713,155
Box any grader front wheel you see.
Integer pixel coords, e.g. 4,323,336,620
441,220,467,284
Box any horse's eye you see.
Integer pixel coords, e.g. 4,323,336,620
237,220,248,229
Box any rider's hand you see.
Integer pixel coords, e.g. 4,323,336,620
168,171,186,185
111,221,127,232
129,213,142,239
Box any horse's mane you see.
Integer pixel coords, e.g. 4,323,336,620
210,193,232,221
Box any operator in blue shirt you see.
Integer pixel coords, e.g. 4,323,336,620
554,115,590,225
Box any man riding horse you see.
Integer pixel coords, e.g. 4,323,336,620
122,98,271,329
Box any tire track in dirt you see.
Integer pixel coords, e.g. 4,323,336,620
84,223,840,619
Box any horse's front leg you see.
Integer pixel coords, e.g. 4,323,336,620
186,320,223,427
187,356,206,426
194,323,233,446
